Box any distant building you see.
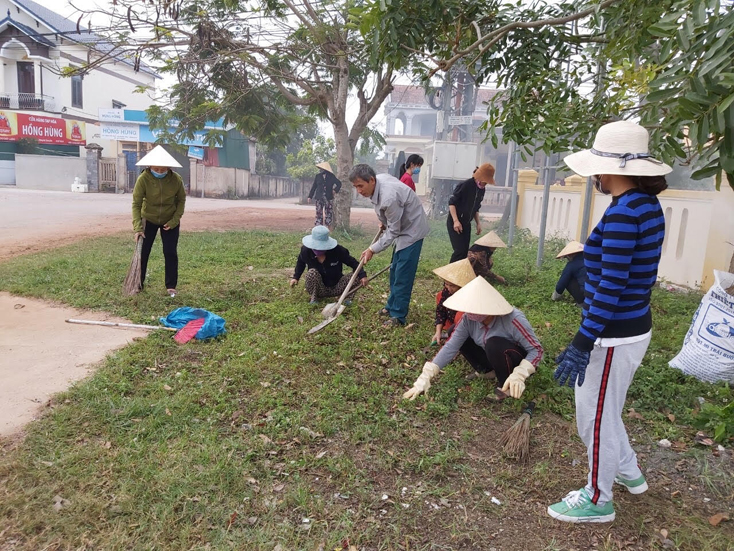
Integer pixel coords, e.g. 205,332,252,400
0,0,158,183
383,85,510,196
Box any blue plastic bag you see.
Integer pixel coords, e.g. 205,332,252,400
159,307,227,340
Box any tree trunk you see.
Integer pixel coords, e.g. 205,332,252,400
333,122,355,231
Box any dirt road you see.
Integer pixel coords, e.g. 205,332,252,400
0,188,378,262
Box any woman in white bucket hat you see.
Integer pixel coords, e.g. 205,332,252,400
290,226,367,304
403,276,543,401
132,145,186,297
548,121,671,524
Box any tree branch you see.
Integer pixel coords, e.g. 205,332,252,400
433,0,623,76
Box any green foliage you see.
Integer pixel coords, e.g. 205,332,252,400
354,125,386,165
696,400,734,443
639,0,734,190
357,0,734,190
256,114,318,176
285,134,337,180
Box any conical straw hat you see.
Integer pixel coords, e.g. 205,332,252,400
444,276,513,316
473,231,506,248
556,240,584,259
316,162,333,173
136,145,182,168
432,258,476,288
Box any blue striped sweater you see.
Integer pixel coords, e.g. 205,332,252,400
572,188,665,352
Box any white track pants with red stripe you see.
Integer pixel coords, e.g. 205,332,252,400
575,333,651,506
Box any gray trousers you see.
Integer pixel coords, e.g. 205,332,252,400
575,334,651,506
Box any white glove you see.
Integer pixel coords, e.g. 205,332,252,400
403,362,440,401
551,290,562,301
500,359,536,399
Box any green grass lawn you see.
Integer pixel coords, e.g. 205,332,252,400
0,224,732,551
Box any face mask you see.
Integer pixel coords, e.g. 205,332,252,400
151,169,168,179
312,249,325,256
467,313,487,322
593,175,610,195
412,167,421,175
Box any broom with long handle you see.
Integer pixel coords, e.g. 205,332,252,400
123,236,144,296
499,401,535,464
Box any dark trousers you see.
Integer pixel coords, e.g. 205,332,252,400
385,239,423,323
566,279,585,304
447,216,471,262
460,337,526,387
140,220,180,289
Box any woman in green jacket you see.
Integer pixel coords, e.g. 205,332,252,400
132,146,186,297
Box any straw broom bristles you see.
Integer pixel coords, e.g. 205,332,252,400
123,238,143,295
499,402,535,464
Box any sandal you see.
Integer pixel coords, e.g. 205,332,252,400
383,317,405,328
167,289,177,298
378,308,390,316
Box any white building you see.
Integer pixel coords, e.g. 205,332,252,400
0,0,158,183
383,85,510,195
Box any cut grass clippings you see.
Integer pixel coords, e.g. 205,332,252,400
0,223,732,551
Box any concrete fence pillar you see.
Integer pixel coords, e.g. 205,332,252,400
84,143,103,192
515,169,538,227
116,154,127,193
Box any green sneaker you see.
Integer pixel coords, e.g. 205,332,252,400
547,489,615,523
614,474,648,495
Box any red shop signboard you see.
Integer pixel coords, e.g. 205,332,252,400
0,111,86,146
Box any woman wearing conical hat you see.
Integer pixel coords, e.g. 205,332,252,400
431,258,475,346
467,230,507,285
307,162,342,231
552,241,586,305
403,276,543,401
131,145,186,298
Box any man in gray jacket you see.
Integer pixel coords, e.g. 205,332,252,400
349,164,429,326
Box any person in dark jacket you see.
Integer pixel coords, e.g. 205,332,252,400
290,226,367,304
553,241,587,305
308,162,342,230
447,163,495,262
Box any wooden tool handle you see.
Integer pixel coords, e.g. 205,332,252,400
330,228,383,313
343,263,391,299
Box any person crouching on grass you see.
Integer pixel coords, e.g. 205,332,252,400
548,121,670,524
552,241,587,305
290,226,367,304
403,276,543,400
431,258,476,346
467,230,507,285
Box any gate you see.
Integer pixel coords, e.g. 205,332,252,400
99,157,117,191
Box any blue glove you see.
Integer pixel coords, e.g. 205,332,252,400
553,344,591,387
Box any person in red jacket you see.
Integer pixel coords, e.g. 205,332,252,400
431,258,476,346
398,154,423,192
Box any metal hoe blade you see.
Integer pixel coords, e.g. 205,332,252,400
307,305,345,335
